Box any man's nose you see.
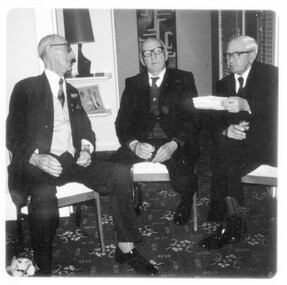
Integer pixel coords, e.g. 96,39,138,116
151,51,157,59
70,51,76,62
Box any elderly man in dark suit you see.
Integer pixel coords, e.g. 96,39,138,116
110,37,200,226
199,35,278,249
6,34,157,276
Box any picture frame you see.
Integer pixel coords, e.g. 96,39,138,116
78,84,105,114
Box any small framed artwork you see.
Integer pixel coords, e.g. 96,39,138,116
78,84,105,114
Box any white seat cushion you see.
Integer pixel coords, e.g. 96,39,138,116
132,162,170,182
242,164,277,187
18,183,94,218
245,165,277,178
56,182,93,199
132,162,169,174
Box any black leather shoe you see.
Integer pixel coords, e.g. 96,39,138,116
173,198,192,226
115,247,158,276
198,215,247,250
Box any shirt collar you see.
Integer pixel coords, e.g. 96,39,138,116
148,68,166,87
45,69,66,97
234,65,252,87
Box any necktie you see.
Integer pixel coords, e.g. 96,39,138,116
150,77,160,116
151,77,159,89
237,77,244,95
58,78,65,107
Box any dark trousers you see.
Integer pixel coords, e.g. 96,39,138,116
23,152,141,274
208,135,261,221
109,144,198,200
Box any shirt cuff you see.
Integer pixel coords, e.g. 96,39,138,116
129,140,139,152
81,139,94,154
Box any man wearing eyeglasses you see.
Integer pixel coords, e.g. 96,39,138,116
110,37,200,227
198,35,278,250
7,34,158,276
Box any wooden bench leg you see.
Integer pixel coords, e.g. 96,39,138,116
16,207,24,244
94,192,105,253
269,186,277,198
193,192,197,232
134,182,142,217
75,205,82,228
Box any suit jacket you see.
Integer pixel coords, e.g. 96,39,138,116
214,61,278,166
115,68,200,161
6,72,95,206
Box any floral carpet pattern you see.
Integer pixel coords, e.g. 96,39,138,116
5,131,277,278
6,180,276,278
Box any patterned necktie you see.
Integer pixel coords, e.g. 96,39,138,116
237,77,244,95
150,77,160,115
151,77,159,89
58,78,65,107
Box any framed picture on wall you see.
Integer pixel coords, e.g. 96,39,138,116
78,84,105,114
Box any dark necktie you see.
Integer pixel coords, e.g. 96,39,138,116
151,77,159,89
58,78,65,107
150,77,160,115
237,77,244,96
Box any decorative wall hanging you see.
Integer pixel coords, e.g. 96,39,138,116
137,10,177,71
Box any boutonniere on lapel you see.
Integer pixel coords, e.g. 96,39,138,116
70,93,78,98
69,93,82,111
161,105,169,115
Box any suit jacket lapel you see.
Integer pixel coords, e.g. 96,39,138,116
37,73,54,119
138,72,151,110
66,83,81,121
228,75,237,96
243,63,258,99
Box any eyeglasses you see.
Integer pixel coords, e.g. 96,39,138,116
142,47,165,57
224,50,253,60
50,43,72,53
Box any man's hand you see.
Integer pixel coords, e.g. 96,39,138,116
223,121,249,140
152,141,177,163
133,142,155,160
29,153,63,177
221,96,250,113
76,149,91,167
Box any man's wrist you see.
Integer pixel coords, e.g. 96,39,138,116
81,145,91,154
129,140,139,153
222,128,228,136
171,138,181,149
29,152,38,166
170,140,178,151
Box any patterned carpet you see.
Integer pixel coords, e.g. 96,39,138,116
6,176,277,278
5,129,277,278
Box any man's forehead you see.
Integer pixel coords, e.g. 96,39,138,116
50,37,67,45
142,39,162,49
228,40,246,51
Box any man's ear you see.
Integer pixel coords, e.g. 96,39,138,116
139,54,145,67
164,49,169,62
249,50,257,64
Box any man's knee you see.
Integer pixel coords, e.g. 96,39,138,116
111,163,132,184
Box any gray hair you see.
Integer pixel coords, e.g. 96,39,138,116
37,34,65,60
228,35,258,55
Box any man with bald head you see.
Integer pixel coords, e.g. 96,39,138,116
7,34,157,276
199,35,278,249
110,37,200,227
